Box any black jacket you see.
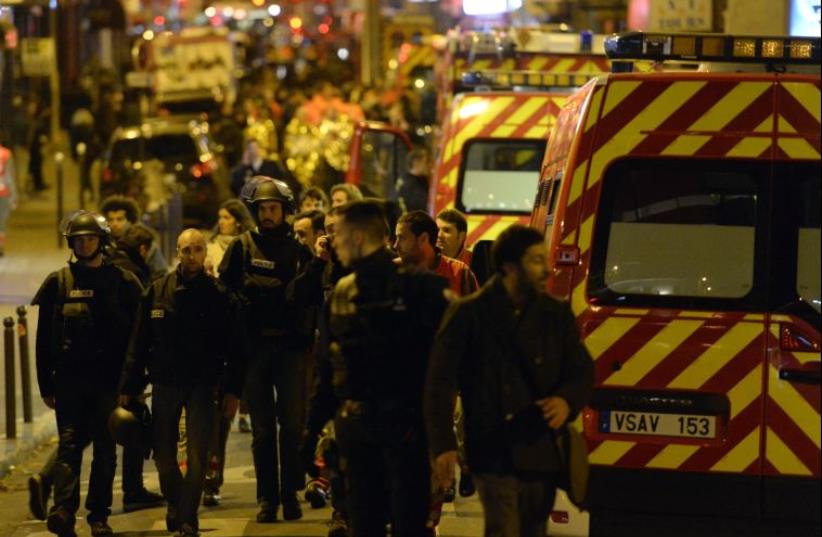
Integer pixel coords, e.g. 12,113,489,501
219,225,314,342
32,261,143,398
424,276,594,474
328,248,449,420
303,256,350,438
120,267,245,397
105,244,152,287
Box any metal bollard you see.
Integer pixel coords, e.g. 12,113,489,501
17,306,32,423
4,317,16,439
55,152,65,249
77,143,87,210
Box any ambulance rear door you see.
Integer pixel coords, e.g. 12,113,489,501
761,78,821,523
583,156,771,523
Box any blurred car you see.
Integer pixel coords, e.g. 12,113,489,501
99,117,231,227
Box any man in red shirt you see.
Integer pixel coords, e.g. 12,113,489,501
394,211,478,297
435,209,471,267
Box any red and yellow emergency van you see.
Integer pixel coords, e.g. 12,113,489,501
531,32,820,534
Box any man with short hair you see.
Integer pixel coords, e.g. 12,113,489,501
108,224,155,286
99,195,140,240
436,209,471,266
293,210,326,256
120,229,244,537
328,200,449,537
395,211,478,297
425,225,594,537
329,184,363,208
100,195,168,279
299,186,330,213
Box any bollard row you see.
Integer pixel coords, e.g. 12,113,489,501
3,306,34,440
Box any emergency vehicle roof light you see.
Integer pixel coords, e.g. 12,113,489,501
604,32,820,66
462,70,600,89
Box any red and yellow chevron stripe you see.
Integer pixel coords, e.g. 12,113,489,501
451,53,612,84
544,74,821,477
432,92,566,246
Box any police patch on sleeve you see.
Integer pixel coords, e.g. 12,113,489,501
151,309,165,319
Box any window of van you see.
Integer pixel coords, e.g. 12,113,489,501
590,159,768,310
795,174,820,313
458,139,545,215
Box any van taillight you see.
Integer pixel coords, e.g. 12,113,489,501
550,511,569,524
780,324,820,352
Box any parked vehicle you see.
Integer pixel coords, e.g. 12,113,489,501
99,117,231,227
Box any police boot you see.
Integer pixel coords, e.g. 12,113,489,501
327,510,348,537
46,507,76,537
282,493,303,521
89,520,114,537
202,489,221,507
123,488,165,512
28,474,49,521
256,501,278,523
458,473,476,497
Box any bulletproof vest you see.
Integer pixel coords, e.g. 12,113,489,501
239,231,300,335
55,267,111,361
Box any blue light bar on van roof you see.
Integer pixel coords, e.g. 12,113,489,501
462,70,600,89
604,32,821,65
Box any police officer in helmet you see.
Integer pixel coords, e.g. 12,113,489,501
32,211,144,537
219,176,314,522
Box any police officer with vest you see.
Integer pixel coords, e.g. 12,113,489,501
32,211,144,537
218,176,314,522
119,229,245,536
325,200,450,537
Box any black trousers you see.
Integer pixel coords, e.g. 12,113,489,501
40,443,146,497
244,339,307,504
204,387,231,494
152,384,215,530
51,381,117,523
335,412,430,537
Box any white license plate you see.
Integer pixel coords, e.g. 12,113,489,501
600,411,717,439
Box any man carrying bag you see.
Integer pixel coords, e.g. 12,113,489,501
425,225,594,537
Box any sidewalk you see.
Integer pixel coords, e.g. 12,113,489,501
0,136,82,477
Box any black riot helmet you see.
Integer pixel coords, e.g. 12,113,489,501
108,400,152,455
242,176,296,216
60,210,111,258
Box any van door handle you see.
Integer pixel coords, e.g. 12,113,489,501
779,366,821,385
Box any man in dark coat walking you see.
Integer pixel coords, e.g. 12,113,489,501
425,224,594,537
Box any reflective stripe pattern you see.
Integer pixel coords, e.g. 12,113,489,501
547,75,821,477
433,92,565,246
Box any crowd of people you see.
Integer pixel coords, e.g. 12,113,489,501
29,171,594,537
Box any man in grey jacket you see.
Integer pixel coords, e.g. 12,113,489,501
425,224,594,537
